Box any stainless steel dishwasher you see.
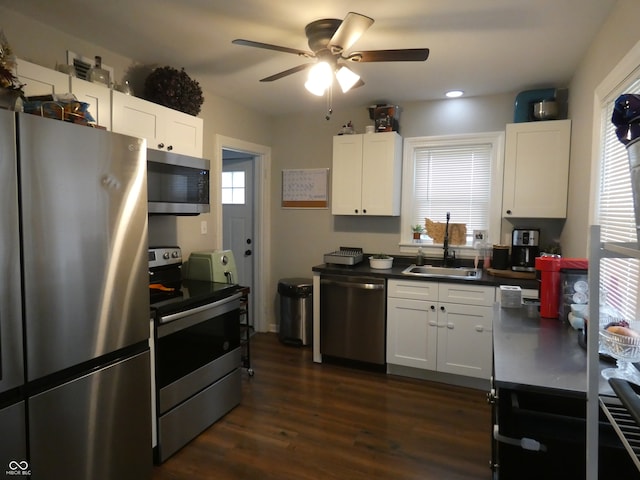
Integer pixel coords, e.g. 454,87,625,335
320,275,386,365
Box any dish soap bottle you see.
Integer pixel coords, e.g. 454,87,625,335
88,56,110,86
416,247,425,266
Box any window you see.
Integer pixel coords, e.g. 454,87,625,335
597,77,640,319
221,171,245,204
400,133,504,251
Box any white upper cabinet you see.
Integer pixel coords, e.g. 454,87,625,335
332,131,402,215
16,59,70,98
70,77,111,130
502,119,571,218
111,91,203,157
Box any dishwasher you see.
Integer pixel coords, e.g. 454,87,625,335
319,275,386,365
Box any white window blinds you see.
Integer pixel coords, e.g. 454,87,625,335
598,78,640,318
413,143,492,244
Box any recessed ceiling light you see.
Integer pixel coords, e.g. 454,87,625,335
445,90,464,98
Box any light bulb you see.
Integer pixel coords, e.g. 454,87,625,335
335,66,360,93
304,62,333,96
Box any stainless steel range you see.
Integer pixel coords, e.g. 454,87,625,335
148,247,243,463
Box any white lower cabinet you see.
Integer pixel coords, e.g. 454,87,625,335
387,279,495,380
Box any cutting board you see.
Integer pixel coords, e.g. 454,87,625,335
486,268,536,280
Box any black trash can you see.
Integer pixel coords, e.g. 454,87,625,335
278,278,313,346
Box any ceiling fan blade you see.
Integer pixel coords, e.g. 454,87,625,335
232,39,314,58
329,12,374,54
260,63,313,82
352,78,365,89
348,49,430,62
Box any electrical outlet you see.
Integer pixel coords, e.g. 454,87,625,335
200,220,207,235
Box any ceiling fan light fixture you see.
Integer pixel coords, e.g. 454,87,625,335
335,66,360,93
305,61,333,96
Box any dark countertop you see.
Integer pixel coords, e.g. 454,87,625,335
493,305,614,397
312,256,539,290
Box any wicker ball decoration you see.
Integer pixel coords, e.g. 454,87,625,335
143,66,204,116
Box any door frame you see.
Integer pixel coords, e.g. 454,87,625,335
214,135,271,333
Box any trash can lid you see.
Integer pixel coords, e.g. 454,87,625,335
278,277,313,296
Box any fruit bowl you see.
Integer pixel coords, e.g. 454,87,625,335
599,320,640,384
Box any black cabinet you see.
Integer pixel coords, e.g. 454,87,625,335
491,385,637,479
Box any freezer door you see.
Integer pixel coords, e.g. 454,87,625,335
18,113,149,380
0,401,28,475
0,109,24,393
29,350,152,480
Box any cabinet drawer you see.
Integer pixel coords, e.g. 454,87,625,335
438,283,495,306
387,279,438,301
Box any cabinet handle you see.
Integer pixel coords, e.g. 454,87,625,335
167,145,173,151
430,305,436,311
447,322,454,329
158,143,165,149
440,306,446,312
354,209,359,214
506,209,512,215
428,320,438,327
362,209,367,214
475,325,484,332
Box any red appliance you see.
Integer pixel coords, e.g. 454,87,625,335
535,257,589,319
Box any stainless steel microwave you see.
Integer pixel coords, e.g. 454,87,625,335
147,149,210,215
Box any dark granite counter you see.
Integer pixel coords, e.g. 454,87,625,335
493,305,614,397
312,255,539,290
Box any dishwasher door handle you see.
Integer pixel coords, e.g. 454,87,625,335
320,278,385,290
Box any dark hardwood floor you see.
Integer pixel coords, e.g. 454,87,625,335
152,333,492,480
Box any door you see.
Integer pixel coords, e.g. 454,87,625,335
222,152,255,322
18,113,149,380
28,350,152,480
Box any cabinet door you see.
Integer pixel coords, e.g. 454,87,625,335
16,59,70,97
112,90,165,148
164,109,203,157
437,302,493,379
503,120,571,218
331,135,363,214
361,131,402,215
70,77,111,130
387,297,438,369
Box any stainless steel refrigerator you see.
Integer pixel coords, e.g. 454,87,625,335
0,110,152,479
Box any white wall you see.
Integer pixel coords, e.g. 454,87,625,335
564,0,640,257
268,93,518,290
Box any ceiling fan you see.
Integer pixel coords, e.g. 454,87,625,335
232,12,429,96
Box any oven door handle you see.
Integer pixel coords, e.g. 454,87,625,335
157,292,242,337
492,425,547,452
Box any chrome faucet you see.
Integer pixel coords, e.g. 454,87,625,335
443,212,455,267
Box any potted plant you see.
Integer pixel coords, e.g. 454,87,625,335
0,30,24,111
411,224,424,241
369,253,394,269
143,66,204,116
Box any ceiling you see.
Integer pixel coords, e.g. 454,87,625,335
2,0,617,116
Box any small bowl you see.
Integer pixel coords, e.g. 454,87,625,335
600,327,640,361
369,256,393,269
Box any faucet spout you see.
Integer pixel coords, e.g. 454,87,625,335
443,212,452,267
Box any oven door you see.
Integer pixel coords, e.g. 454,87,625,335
155,293,241,414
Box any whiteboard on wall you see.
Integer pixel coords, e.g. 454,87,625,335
281,168,329,208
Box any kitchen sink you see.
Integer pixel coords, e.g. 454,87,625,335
401,264,482,280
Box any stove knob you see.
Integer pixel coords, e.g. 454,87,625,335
171,251,180,258
163,252,170,260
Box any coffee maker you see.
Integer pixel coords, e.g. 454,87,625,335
511,229,540,272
